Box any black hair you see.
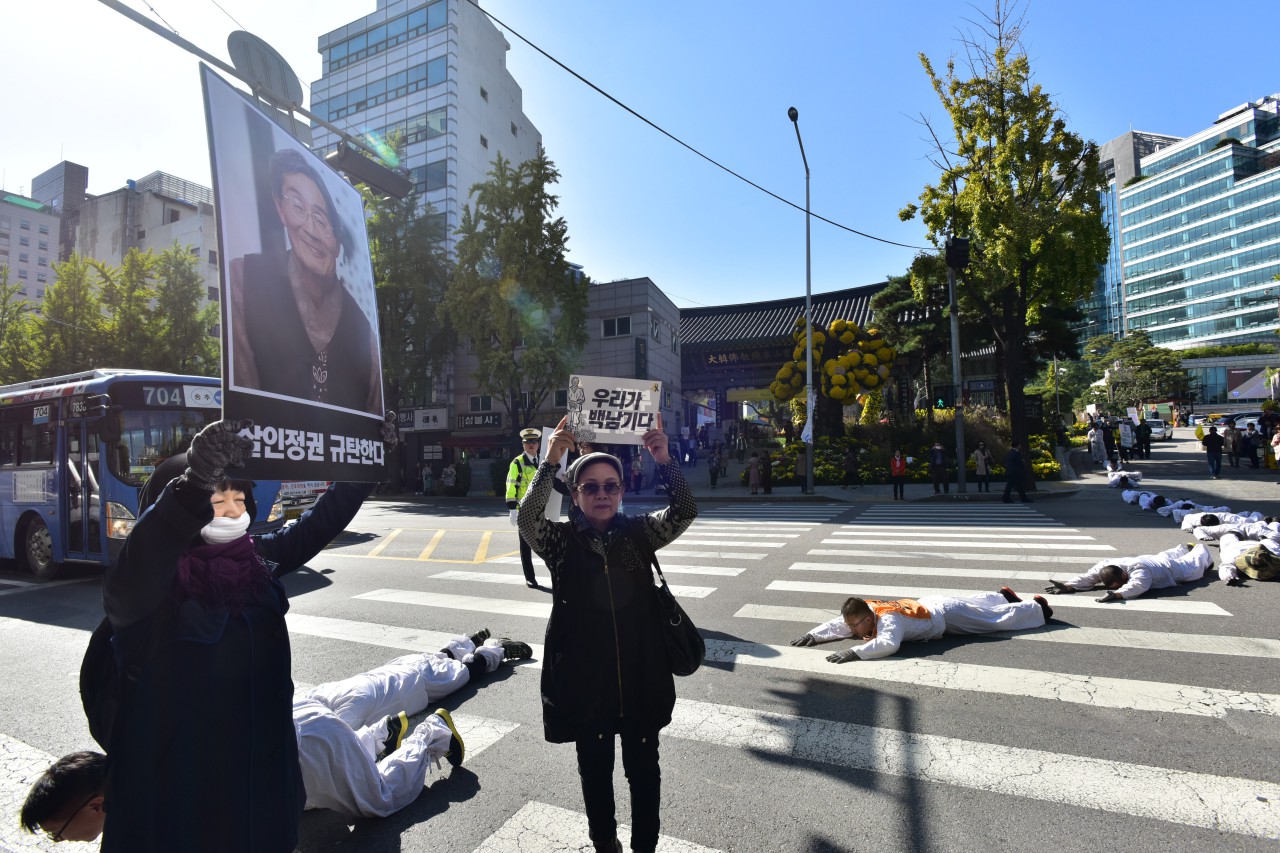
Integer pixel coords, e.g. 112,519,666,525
840,596,871,620
1200,513,1221,526
20,751,107,833
1117,475,1130,488
1097,565,1128,588
136,452,258,521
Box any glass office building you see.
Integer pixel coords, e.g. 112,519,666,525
309,0,541,255
1119,95,1280,348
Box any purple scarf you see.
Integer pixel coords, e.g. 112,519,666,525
176,535,271,613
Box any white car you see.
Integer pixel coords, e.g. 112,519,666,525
1146,419,1171,440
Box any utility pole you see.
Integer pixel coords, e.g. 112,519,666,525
945,236,969,493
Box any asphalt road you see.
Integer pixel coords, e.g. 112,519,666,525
0,434,1277,852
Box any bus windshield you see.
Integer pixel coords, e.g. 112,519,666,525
107,408,220,487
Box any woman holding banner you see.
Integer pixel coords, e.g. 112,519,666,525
518,415,697,853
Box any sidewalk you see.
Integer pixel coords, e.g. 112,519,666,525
376,447,1083,505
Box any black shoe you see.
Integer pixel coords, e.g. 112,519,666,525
526,580,539,589
381,711,408,758
469,627,491,646
1033,595,1054,621
499,637,533,660
998,586,1021,603
1021,498,1033,503
434,708,465,767
1003,498,1013,503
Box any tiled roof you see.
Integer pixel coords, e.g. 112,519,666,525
679,282,889,346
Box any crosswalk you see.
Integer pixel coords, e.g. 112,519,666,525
4,501,1278,850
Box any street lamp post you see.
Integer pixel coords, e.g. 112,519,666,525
788,106,814,495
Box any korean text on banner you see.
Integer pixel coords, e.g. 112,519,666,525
566,375,662,446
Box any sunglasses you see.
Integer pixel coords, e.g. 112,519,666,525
576,482,622,496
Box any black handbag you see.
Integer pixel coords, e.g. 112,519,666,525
634,526,704,676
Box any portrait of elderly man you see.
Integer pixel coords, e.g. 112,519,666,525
230,147,383,416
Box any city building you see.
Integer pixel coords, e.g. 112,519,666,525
1078,131,1180,343
1119,95,1280,349
73,171,222,332
30,160,89,262
309,0,541,255
0,192,60,300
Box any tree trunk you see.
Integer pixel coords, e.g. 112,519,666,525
1003,275,1033,492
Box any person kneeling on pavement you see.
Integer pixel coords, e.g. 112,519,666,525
789,589,1052,662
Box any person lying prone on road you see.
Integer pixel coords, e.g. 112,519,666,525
1046,543,1212,602
789,590,1053,663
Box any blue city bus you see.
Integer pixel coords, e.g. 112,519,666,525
0,369,284,579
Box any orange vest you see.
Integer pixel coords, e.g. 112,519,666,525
863,599,932,637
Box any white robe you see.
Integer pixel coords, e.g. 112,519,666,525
1180,510,1262,531
1107,470,1142,487
809,593,1045,660
1191,520,1280,542
1061,543,1212,599
294,638,503,818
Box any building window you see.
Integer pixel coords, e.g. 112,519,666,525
480,134,488,149
38,224,48,234
480,86,488,102
137,229,146,241
325,0,446,73
37,257,47,267
207,286,220,302
602,316,631,337
18,253,28,263
520,391,535,411
651,320,661,342
671,335,679,354
208,250,218,266
511,122,518,137
209,324,220,338
190,246,200,255
168,209,180,224
554,389,568,408
470,395,492,412
19,236,29,247
317,56,446,121
17,270,27,279
19,220,29,230
36,273,46,283
37,241,47,251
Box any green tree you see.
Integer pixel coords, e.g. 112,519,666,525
0,265,36,383
94,247,158,367
36,252,104,375
444,150,588,433
152,243,220,375
1085,330,1190,410
900,1,1109,448
365,190,453,410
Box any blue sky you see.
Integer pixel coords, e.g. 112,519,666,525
3,1,1274,308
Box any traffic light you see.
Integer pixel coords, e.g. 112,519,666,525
945,237,970,270
934,386,955,409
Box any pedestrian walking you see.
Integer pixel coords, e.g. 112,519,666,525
1136,419,1152,459
630,454,644,494
972,442,995,492
928,441,949,494
1243,423,1261,468
1201,425,1225,478
1003,439,1032,503
1087,425,1106,466
841,447,860,489
517,415,698,853
890,449,907,500
1224,422,1242,468
747,451,763,495
707,446,720,489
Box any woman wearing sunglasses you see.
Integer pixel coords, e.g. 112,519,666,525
517,414,698,853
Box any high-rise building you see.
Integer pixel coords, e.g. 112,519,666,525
0,192,59,300
1116,95,1280,348
30,161,89,262
1078,131,1180,344
309,0,542,256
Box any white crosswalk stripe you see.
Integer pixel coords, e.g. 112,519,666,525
787,561,1060,581
486,555,745,576
472,801,722,852
809,547,1100,564
819,537,1115,551
831,529,1095,540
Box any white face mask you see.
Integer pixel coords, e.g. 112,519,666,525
200,513,251,544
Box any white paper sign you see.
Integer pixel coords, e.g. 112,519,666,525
541,425,568,520
566,375,661,446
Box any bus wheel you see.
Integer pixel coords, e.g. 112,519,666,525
21,517,60,580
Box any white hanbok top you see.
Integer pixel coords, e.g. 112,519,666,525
1061,543,1212,599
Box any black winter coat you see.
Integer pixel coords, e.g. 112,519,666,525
518,460,697,743
100,478,373,853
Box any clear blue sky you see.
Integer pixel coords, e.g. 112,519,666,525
3,1,1274,308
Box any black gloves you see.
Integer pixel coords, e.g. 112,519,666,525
826,648,860,664
790,634,818,647
1096,590,1123,603
380,411,400,453
184,419,254,491
1044,580,1075,595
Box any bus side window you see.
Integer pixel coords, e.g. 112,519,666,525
18,423,54,467
0,422,15,467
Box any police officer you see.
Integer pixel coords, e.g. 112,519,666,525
507,428,542,587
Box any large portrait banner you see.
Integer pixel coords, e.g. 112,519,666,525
566,375,662,446
201,66,385,481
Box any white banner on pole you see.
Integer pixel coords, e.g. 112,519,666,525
801,389,816,444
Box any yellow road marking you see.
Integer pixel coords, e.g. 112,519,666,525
418,528,447,560
366,528,402,558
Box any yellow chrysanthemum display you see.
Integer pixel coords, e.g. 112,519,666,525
771,315,898,404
